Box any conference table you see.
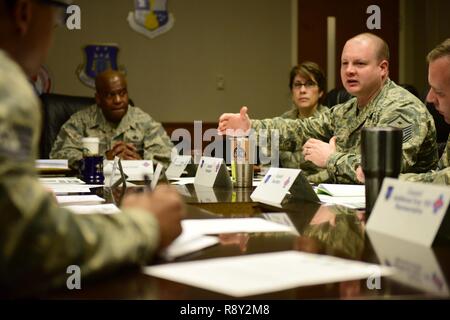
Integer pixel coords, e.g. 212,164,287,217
38,182,450,300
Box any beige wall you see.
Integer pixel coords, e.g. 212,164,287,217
46,0,292,122
400,0,450,95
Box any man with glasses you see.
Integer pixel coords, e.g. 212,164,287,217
0,0,184,295
219,33,438,184
50,69,174,169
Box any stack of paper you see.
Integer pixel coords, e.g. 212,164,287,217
65,203,121,215
315,184,366,209
36,159,68,169
56,195,105,206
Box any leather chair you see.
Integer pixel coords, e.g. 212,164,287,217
324,88,352,108
39,93,94,159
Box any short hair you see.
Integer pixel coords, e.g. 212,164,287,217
427,38,450,63
289,61,326,94
351,33,390,63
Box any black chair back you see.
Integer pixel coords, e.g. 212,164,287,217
39,93,94,159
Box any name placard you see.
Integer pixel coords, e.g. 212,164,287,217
166,155,192,179
251,168,319,205
194,157,232,188
103,160,153,181
367,178,450,247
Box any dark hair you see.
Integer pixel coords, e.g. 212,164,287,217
289,61,326,101
289,61,326,92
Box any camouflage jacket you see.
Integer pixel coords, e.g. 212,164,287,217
252,79,439,184
279,104,330,177
50,104,173,169
0,50,160,294
400,134,450,184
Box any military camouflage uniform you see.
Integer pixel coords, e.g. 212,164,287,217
0,50,161,294
252,79,439,184
50,104,173,169
400,135,450,184
279,104,329,178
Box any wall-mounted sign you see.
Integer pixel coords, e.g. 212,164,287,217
76,44,125,88
127,0,175,39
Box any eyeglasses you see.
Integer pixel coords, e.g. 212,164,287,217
293,80,318,89
38,0,70,27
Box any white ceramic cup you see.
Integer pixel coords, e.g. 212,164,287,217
82,137,100,156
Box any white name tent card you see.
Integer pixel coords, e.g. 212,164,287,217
166,155,192,179
251,168,319,205
367,178,450,247
103,160,153,181
194,157,232,188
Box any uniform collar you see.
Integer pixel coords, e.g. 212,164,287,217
92,104,135,133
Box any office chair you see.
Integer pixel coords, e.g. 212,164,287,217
324,88,353,108
39,93,94,159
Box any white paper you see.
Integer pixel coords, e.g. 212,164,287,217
35,159,68,169
251,168,300,204
65,203,121,215
367,178,450,247
316,184,365,197
144,251,394,297
162,235,219,260
181,218,295,235
46,184,94,194
317,195,366,209
166,155,192,179
39,177,85,184
171,177,196,185
56,195,105,206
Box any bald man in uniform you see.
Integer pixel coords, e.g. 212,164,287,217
50,70,174,169
219,33,438,184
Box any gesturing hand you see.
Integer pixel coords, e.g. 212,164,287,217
218,106,251,136
302,136,337,168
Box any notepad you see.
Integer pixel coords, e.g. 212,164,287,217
316,184,365,197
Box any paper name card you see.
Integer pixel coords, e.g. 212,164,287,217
166,155,192,179
194,157,232,188
367,178,450,247
104,160,153,181
251,168,319,205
